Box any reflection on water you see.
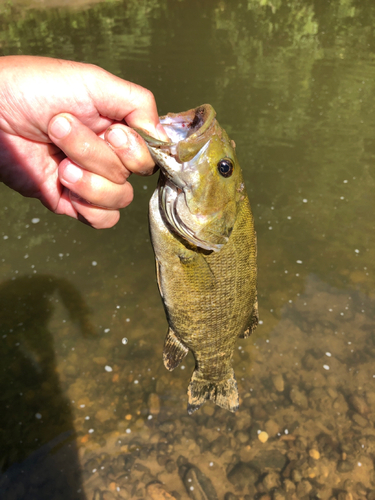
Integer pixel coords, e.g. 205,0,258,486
1,0,375,498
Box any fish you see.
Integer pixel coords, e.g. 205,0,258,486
136,104,258,414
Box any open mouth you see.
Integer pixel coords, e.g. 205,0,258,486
160,105,210,143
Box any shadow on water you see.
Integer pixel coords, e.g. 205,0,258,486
0,274,95,500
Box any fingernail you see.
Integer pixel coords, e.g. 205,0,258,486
62,163,83,184
156,123,169,141
107,128,128,148
50,116,71,139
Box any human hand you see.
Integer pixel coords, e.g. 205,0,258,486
0,55,168,228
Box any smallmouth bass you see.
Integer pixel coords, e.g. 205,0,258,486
137,104,258,414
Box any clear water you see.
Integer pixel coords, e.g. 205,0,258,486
1,1,375,499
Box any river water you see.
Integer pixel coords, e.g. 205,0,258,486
1,1,375,499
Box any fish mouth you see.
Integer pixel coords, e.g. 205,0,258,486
159,104,216,162
134,104,216,177
137,104,228,251
135,104,216,189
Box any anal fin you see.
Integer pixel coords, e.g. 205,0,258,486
163,328,189,371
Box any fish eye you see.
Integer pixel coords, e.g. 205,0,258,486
217,158,234,178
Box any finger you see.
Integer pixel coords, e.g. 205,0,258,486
69,192,121,229
58,158,134,209
54,187,120,229
105,125,156,176
83,66,169,140
54,186,79,219
48,113,128,184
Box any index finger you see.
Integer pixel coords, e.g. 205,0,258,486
82,65,169,141
49,113,131,184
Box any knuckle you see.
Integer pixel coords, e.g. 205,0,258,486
79,141,91,157
112,166,128,184
141,88,156,107
91,210,120,229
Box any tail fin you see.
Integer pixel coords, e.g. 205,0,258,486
187,369,239,415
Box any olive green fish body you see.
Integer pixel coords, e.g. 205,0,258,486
143,105,258,413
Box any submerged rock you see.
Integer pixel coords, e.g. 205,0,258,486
271,374,285,392
227,462,258,491
289,386,308,409
146,482,177,500
178,458,218,500
248,450,287,471
93,490,103,500
148,393,161,416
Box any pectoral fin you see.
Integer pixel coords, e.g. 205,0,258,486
240,299,259,339
155,259,163,298
163,328,189,371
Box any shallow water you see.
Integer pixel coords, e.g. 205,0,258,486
1,1,375,499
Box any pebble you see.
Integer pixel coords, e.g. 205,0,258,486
165,459,177,473
202,405,215,416
180,462,218,500
273,491,286,500
272,373,285,392
258,431,269,443
93,357,108,365
366,391,375,411
148,393,161,416
289,386,308,409
235,430,249,444
337,493,353,500
227,462,258,490
249,450,287,471
93,490,102,500
65,364,78,377
356,482,367,496
309,448,320,460
146,482,177,499
296,479,312,496
351,412,368,427
95,491,116,500
224,494,237,500
264,419,279,437
337,460,354,473
349,395,369,415
262,471,281,490
283,479,296,492
210,435,229,456
95,409,112,422
135,417,145,429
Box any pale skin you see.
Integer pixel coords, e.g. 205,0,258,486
0,55,168,229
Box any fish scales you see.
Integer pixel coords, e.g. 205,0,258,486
151,197,255,378
137,104,258,413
